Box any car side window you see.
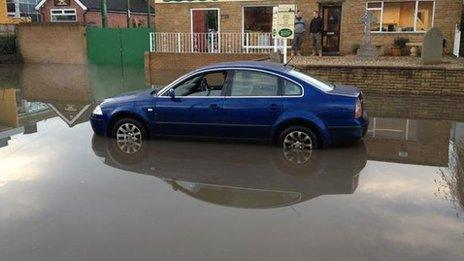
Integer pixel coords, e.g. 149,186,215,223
229,70,279,97
167,71,227,97
283,80,302,96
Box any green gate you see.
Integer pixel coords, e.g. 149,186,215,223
86,28,153,67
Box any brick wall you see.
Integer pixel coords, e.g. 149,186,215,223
145,51,268,83
17,23,87,64
39,0,154,28
155,0,462,55
84,11,153,28
296,64,464,96
39,0,86,22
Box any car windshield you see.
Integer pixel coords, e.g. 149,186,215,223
289,69,335,92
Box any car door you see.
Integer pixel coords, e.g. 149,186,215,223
222,69,283,140
154,70,228,137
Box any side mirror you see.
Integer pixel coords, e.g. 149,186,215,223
168,88,175,98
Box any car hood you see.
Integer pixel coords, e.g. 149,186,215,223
328,84,360,98
101,88,155,106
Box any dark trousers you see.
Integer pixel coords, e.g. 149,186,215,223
291,33,305,52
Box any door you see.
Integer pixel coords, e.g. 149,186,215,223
154,71,228,137
321,5,342,54
222,70,282,140
191,9,219,52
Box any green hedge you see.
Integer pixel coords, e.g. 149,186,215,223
0,35,17,55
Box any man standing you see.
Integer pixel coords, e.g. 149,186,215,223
309,10,324,57
291,10,306,56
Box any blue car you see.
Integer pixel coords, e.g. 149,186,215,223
90,61,368,149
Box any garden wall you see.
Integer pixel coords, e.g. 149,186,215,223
145,52,268,83
16,23,87,64
296,65,464,97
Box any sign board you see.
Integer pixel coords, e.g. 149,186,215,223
54,0,70,6
272,4,295,39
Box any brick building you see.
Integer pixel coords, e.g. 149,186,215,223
35,0,154,27
154,0,462,55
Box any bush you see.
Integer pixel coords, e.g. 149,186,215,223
351,43,361,54
0,35,17,55
393,37,409,48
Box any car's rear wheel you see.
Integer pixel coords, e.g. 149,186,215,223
112,118,148,151
279,126,318,150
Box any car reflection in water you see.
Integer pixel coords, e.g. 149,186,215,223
92,136,367,208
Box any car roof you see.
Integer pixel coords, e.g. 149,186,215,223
195,61,292,74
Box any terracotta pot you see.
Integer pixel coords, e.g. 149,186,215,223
391,46,402,56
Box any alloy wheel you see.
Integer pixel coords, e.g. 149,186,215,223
116,123,143,154
282,131,313,164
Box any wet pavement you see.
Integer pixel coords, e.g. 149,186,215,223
0,64,463,261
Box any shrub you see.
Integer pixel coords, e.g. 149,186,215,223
393,37,409,48
0,35,17,55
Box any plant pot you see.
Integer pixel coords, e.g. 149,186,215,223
391,47,402,56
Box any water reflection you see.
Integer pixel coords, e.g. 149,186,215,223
1,64,464,260
92,136,366,208
0,63,150,132
0,88,54,148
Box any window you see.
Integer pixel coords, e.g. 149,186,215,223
50,9,77,22
243,6,273,33
6,1,16,17
229,70,279,97
283,80,302,96
289,70,334,92
7,0,41,21
366,1,435,32
168,71,227,97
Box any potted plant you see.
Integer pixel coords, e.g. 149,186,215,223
391,37,409,56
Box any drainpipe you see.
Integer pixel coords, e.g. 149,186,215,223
101,0,108,28
127,0,131,28
147,0,151,28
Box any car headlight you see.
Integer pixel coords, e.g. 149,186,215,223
93,105,103,115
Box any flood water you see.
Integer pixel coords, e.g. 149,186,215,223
0,64,463,261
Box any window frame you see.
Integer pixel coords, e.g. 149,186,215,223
50,8,77,23
366,0,435,34
162,70,230,98
241,5,275,34
157,68,304,99
225,69,304,98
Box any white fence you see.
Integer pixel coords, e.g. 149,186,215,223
453,24,461,57
150,32,288,54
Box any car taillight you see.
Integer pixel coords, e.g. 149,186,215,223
355,98,362,118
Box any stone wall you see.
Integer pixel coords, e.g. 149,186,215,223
17,23,87,64
296,64,464,97
145,52,268,83
154,0,462,55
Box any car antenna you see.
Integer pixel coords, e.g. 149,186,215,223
283,55,295,67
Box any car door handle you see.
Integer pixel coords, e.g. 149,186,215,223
269,104,279,111
209,104,219,111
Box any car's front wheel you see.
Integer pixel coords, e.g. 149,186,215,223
279,126,318,150
112,118,148,145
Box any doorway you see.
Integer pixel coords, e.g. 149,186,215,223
321,5,342,55
191,9,220,52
